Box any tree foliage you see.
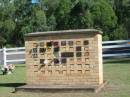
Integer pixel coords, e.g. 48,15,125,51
0,0,130,47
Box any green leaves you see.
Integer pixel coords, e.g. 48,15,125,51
3,19,16,32
91,0,117,30
0,0,130,47
112,25,128,40
35,10,46,25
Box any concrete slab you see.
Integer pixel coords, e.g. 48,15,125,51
15,81,107,93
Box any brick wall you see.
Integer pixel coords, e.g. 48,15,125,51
25,31,103,86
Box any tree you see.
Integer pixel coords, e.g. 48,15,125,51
91,0,117,32
111,25,128,40
47,15,57,30
11,0,47,46
0,0,16,46
109,0,130,39
0,0,130,47
54,0,72,30
69,0,93,29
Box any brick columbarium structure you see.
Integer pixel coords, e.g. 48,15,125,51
15,29,105,93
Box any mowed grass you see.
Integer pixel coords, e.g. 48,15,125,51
0,61,130,97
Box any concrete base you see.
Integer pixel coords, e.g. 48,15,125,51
15,81,106,93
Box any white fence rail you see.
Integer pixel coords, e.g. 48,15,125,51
0,40,130,65
102,40,130,58
0,47,25,66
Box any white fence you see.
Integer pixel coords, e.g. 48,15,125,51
0,47,25,66
0,40,130,65
102,40,130,58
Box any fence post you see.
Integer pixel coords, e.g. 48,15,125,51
3,47,7,67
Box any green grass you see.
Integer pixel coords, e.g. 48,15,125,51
0,62,130,97
0,65,26,94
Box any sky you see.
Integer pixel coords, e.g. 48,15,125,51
31,0,39,4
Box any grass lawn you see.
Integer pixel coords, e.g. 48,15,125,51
0,61,130,97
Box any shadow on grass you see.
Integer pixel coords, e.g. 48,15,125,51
0,83,26,87
104,58,130,64
15,65,25,68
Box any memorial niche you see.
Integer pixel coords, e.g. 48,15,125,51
61,41,66,46
53,42,59,46
40,48,46,53
54,47,59,52
76,52,82,57
61,58,67,63
68,41,73,46
54,58,59,64
61,52,74,57
32,48,37,53
84,40,89,45
39,42,44,47
25,29,103,93
30,39,91,67
40,59,45,64
32,48,38,58
76,46,81,51
47,41,53,47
